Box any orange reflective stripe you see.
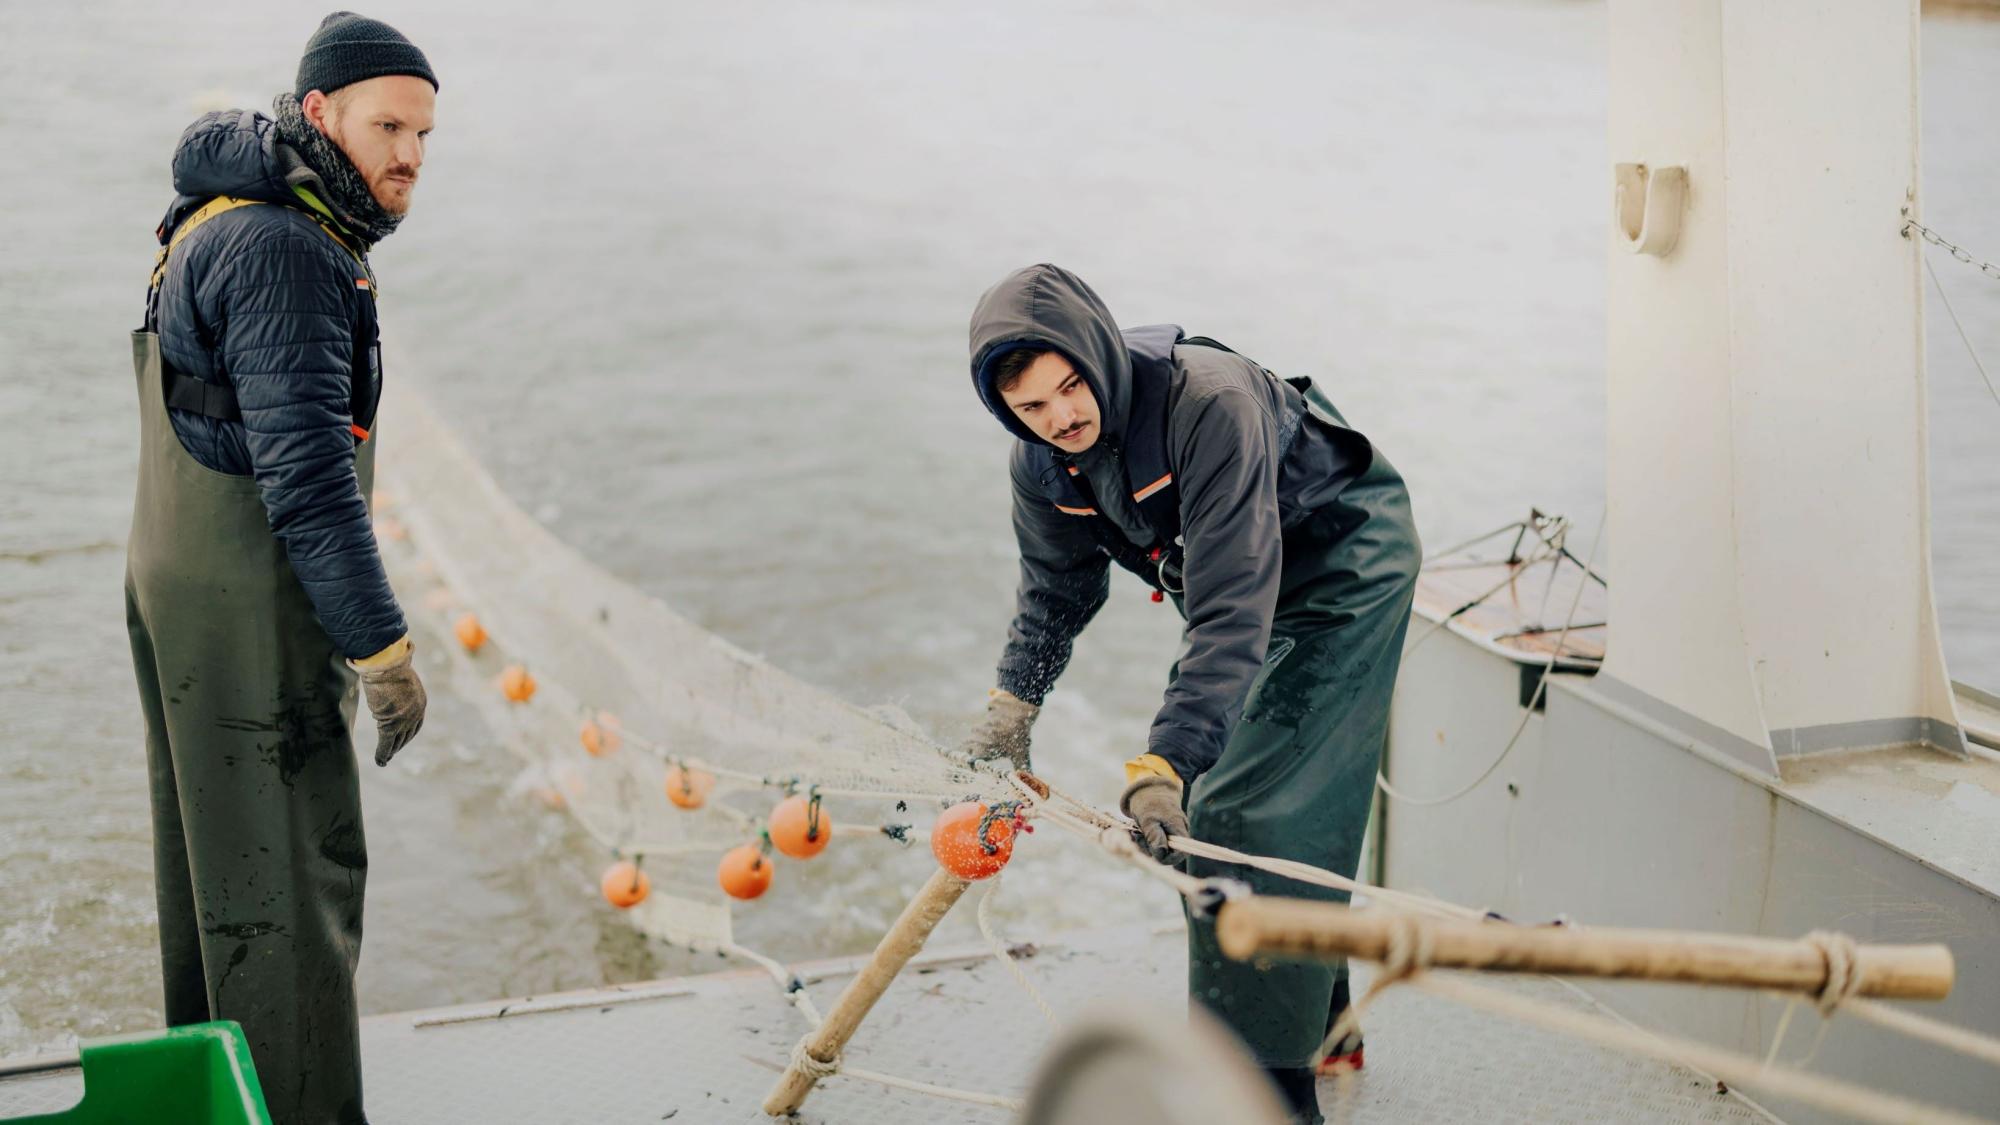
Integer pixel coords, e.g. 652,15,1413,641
350,424,370,441
1132,473,1173,501
1054,504,1098,516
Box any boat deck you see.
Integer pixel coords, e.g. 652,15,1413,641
1,923,1776,1123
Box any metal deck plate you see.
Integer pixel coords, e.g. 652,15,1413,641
0,924,1777,1123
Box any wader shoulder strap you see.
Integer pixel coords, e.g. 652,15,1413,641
146,193,379,439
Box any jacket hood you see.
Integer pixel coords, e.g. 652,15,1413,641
160,110,334,242
968,264,1133,448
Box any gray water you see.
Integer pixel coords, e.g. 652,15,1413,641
2,0,1997,1058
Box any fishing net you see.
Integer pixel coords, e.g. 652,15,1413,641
374,385,1013,952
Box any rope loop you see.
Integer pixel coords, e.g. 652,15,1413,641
789,1035,842,1080
1378,912,1436,985
1804,930,1862,1017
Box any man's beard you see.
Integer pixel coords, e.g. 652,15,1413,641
270,92,406,246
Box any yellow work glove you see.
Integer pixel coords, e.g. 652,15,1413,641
956,688,1040,771
349,635,426,766
1119,755,1188,864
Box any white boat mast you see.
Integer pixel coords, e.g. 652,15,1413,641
1601,0,1964,771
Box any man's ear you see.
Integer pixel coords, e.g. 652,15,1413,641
301,90,332,136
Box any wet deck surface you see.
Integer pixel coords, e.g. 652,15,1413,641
1,923,1776,1123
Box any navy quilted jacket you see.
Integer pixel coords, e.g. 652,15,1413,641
150,110,405,659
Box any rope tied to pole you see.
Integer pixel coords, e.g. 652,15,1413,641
787,1035,841,1080
1377,912,1436,986
1804,930,1862,1018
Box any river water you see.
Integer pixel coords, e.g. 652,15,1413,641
2,0,1996,1057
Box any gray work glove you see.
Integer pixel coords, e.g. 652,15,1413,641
1120,774,1190,864
956,689,1040,770
353,641,427,766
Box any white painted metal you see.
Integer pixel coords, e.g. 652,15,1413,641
1603,0,1962,761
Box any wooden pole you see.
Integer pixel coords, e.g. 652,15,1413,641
762,868,973,1116
1215,898,1953,1001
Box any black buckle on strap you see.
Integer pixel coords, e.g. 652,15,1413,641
163,366,241,423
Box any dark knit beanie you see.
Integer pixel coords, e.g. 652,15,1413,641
294,12,438,99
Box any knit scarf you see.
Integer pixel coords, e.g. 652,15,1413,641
271,92,402,247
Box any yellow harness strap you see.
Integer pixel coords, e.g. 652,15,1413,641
148,190,373,294
149,196,266,291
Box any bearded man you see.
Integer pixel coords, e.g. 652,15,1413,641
957,264,1422,1125
125,13,437,1122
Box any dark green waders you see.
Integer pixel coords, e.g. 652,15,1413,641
124,330,371,1125
1181,446,1421,1074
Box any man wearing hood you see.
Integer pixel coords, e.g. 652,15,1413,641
959,264,1421,1123
126,13,436,1122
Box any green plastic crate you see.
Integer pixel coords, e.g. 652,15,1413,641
10,1022,270,1125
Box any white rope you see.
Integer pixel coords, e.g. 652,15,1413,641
1311,912,1434,1068
1844,997,2000,1070
1412,974,1995,1125
721,941,825,1027
1378,506,1605,808
1166,836,1485,922
1015,771,1491,922
833,1065,1026,1111
1924,248,2000,412
1761,996,1801,1070
977,878,1061,1030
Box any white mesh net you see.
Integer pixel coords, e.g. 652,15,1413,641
374,386,1013,951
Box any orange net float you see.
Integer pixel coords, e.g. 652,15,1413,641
664,764,715,809
768,790,831,859
579,712,623,757
499,664,537,702
453,612,487,653
600,860,650,908
719,837,775,900
931,800,1026,880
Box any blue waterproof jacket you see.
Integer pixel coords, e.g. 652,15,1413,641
149,110,404,659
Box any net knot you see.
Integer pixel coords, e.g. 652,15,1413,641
1803,929,1862,1017
789,1034,841,1080
1378,912,1435,984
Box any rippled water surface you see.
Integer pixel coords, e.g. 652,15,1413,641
2,0,1997,1056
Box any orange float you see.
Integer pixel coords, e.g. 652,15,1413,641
453,613,487,652
931,801,1019,880
580,712,622,757
664,764,714,809
600,860,650,908
718,842,774,900
769,792,831,859
500,664,537,702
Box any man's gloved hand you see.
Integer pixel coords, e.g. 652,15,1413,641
956,689,1040,771
1120,773,1190,864
351,636,427,766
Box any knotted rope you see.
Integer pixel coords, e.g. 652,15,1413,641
788,1035,841,1080
1313,913,1438,1069
1804,929,1862,1018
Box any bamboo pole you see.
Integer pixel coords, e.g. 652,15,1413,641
762,867,973,1116
1215,899,1953,1001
